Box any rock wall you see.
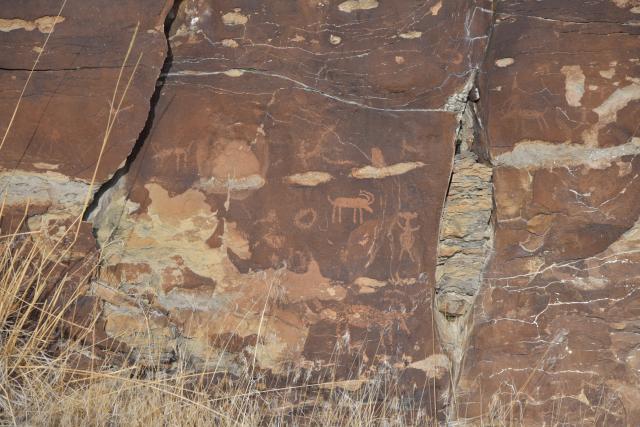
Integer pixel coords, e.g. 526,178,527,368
86,1,491,414
0,1,171,225
456,1,640,425
1,0,639,424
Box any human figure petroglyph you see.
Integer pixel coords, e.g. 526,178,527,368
328,190,375,224
400,139,420,157
256,209,285,249
396,211,420,264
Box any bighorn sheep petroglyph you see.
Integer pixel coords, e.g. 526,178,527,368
328,190,375,224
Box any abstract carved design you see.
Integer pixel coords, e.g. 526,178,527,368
293,208,318,230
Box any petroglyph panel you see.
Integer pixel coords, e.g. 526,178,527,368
89,0,491,418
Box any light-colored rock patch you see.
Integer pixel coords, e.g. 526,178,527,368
221,39,239,48
494,138,640,169
338,0,379,13
399,31,422,39
0,169,90,216
583,83,640,146
197,174,265,193
0,16,65,33
223,69,245,77
560,65,585,107
284,171,333,186
600,68,616,79
351,162,425,179
222,10,248,26
430,1,443,15
409,354,451,378
495,57,515,67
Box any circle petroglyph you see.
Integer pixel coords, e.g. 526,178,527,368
294,208,318,230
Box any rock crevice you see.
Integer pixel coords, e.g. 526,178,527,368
84,0,181,221
435,96,494,385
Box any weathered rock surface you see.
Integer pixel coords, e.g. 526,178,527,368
2,0,640,424
0,0,171,226
456,1,640,424
87,1,491,415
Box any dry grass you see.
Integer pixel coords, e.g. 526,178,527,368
0,3,589,426
0,10,437,425
0,213,437,426
0,192,440,427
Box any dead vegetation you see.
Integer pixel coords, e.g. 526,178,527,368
0,213,436,426
0,2,611,426
0,8,436,425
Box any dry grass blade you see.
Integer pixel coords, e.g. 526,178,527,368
0,0,68,153
76,23,143,238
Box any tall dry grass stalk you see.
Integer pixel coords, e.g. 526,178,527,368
0,202,439,426
0,2,583,426
0,214,437,426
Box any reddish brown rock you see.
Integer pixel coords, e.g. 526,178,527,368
87,0,491,417
456,1,640,424
5,0,639,424
0,0,171,223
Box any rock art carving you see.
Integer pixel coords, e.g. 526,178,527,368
328,191,375,224
151,141,194,171
257,210,285,250
370,147,386,167
293,208,317,230
396,212,420,265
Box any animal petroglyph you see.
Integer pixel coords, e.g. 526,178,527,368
396,212,420,265
328,191,375,224
152,141,194,171
294,208,318,230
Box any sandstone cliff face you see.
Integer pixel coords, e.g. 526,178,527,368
86,1,492,414
1,0,639,424
0,1,171,226
456,1,640,424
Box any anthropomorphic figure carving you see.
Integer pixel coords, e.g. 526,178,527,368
396,211,420,264
328,190,375,224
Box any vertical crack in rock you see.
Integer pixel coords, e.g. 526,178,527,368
80,0,498,391
432,8,497,415
435,81,494,407
83,1,185,364
83,0,181,221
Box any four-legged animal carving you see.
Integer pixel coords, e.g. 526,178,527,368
152,141,194,171
328,190,375,224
